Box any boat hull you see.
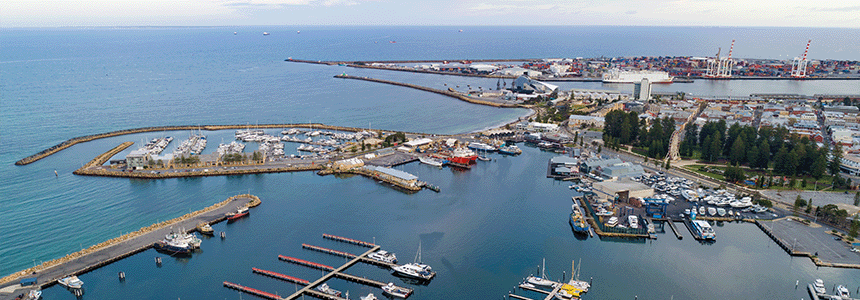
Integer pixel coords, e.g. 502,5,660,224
227,212,249,222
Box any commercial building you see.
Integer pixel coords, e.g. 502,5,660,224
633,78,652,101
126,149,151,170
568,115,606,128
333,157,365,171
592,179,654,203
580,157,645,179
364,165,419,187
510,76,558,95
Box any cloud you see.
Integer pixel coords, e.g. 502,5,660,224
219,0,363,8
625,10,637,14
808,5,860,12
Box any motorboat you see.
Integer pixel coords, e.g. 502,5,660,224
717,208,727,217
681,189,698,201
813,279,826,294
26,289,41,300
57,276,84,289
368,250,398,264
360,293,379,300
708,207,717,216
316,283,341,297
606,216,619,227
381,283,411,298
628,215,639,229
197,223,214,235
698,206,706,215
837,285,851,298
690,220,716,240
418,156,443,167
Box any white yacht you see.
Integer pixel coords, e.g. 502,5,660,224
691,220,716,240
606,216,619,227
367,250,397,264
681,189,698,201
316,283,342,297
391,242,435,280
707,207,717,216
360,293,379,300
837,285,851,298
57,275,84,289
717,208,727,217
698,206,706,215
813,279,826,294
526,258,555,287
628,215,639,229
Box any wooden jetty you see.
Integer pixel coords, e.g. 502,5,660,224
252,267,310,285
278,255,335,271
518,283,565,300
223,281,281,300
301,243,395,268
322,233,376,248
666,217,683,239
508,294,535,300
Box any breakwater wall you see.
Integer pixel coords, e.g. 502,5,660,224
82,142,134,168
0,194,260,287
333,74,524,108
16,123,429,166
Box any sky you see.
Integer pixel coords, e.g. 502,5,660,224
2,0,860,27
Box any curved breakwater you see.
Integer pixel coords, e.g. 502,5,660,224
0,194,261,288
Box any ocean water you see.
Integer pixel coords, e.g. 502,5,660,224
1,26,859,298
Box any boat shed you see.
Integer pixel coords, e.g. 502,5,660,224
592,179,653,203
404,138,433,148
365,165,419,187
333,157,365,171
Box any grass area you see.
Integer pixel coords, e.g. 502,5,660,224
679,149,702,160
683,164,848,192
587,127,603,132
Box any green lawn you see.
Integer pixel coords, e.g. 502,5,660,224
683,164,847,192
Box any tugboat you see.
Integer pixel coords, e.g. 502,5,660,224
197,223,214,235
226,206,249,222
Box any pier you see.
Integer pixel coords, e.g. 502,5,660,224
665,217,683,239
223,281,281,300
322,233,376,247
518,283,565,300
252,267,310,285
278,255,335,271
0,194,261,296
301,244,395,268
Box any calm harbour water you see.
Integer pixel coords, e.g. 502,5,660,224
1,26,859,299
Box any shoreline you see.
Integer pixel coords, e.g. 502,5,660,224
0,194,261,295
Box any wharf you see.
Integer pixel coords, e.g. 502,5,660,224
757,218,860,269
322,233,376,247
0,195,261,298
508,294,534,300
252,267,310,285
518,284,565,300
278,255,335,271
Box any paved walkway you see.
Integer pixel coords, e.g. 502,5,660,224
0,196,256,300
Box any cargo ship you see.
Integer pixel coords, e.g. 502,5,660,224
602,68,673,83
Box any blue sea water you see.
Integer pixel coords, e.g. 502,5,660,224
1,26,860,299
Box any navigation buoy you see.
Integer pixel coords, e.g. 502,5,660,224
54,170,58,176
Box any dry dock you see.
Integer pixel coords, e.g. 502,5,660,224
0,194,261,297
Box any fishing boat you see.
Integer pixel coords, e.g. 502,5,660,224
418,156,443,167
381,283,411,298
569,204,590,235
498,145,522,155
449,147,478,164
226,206,249,221
153,239,193,255
391,242,435,281
197,223,214,235
57,276,83,289
316,283,341,297
690,220,716,240
367,250,397,264
164,230,202,249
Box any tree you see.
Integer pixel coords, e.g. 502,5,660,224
724,165,745,183
754,140,771,169
850,215,859,238
829,144,843,177
664,160,671,170
854,192,860,206
793,195,807,213
811,152,827,179
730,137,746,165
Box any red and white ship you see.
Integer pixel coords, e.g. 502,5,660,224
448,147,478,165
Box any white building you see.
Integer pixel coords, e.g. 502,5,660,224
528,122,559,132
633,78,652,101
568,115,606,128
